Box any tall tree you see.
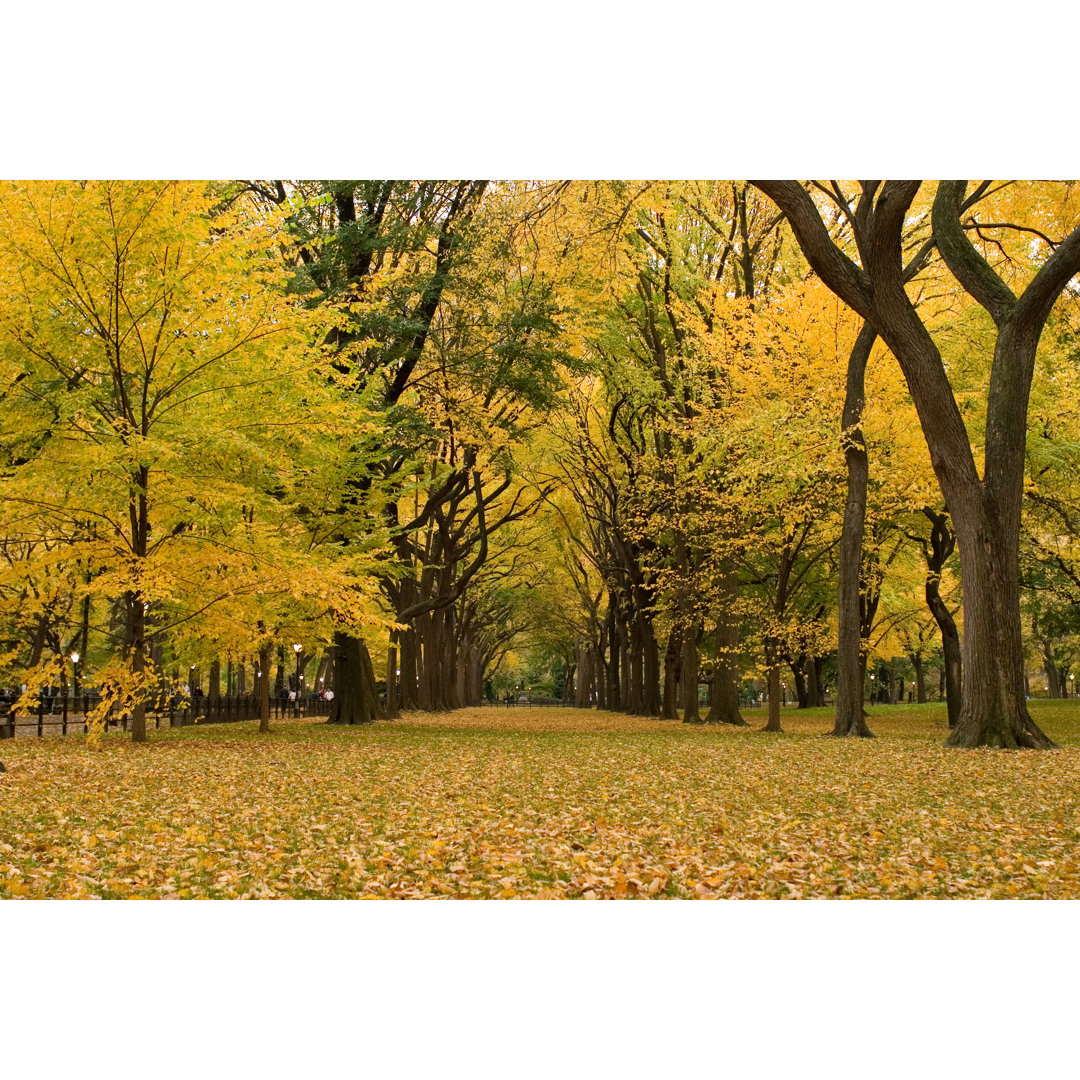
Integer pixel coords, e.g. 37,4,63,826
0,181,347,742
754,180,1080,748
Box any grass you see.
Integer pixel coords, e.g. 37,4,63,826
1,700,1078,898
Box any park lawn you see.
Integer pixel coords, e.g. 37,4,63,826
1,701,1079,899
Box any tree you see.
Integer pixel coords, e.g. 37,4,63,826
0,181,377,741
753,181,1080,748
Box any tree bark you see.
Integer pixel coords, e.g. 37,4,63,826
661,628,682,719
126,593,147,743
258,644,271,734
682,623,702,724
328,631,385,725
764,658,783,733
705,565,745,725
833,322,876,737
911,654,927,704
920,508,962,727
790,658,809,709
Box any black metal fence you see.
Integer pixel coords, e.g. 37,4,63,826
0,693,333,739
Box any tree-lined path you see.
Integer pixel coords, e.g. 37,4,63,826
2,703,1079,898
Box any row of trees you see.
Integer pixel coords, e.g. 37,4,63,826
1,180,1078,747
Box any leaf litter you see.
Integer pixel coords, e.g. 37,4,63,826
1,703,1078,899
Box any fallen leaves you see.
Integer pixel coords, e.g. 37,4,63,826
0,702,1078,898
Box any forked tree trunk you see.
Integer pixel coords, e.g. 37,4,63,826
753,179,1079,749
328,631,385,725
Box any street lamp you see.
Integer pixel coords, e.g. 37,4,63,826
293,644,302,714
70,651,81,697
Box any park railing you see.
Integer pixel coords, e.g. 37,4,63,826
0,693,333,739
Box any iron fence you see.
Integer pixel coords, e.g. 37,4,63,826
0,693,333,739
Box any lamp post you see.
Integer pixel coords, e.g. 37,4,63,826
293,643,302,715
869,672,875,703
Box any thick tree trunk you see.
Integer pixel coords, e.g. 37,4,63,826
833,322,876,737
682,624,701,724
945,498,1052,747
705,568,745,725
807,656,824,708
328,631,385,725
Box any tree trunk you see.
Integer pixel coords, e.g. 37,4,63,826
806,656,823,708
682,623,701,724
1043,643,1062,699
790,658,809,709
764,659,783,733
640,613,661,717
705,567,745,725
833,322,876,737
386,639,399,718
619,625,631,714
328,631,385,725
258,644,271,734
606,597,622,711
661,628,682,720
945,497,1052,747
911,654,927,704
926,578,962,729
126,593,147,743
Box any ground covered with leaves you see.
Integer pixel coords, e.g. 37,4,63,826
2,702,1079,899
